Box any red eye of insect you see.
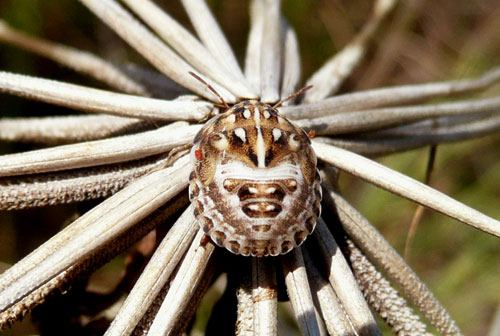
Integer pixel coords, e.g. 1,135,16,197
308,130,316,138
195,149,203,160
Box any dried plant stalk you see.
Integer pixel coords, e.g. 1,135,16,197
131,282,169,335
347,240,431,336
147,229,217,335
303,0,397,102
0,72,213,121
117,63,189,99
181,0,246,83
168,263,218,335
313,141,500,237
489,307,500,336
245,0,265,92
236,262,254,336
302,247,355,336
0,191,189,328
280,66,500,119
259,0,282,102
121,0,256,99
314,219,381,336
252,258,277,335
0,154,169,210
296,97,500,135
280,21,301,103
0,115,152,144
0,123,200,177
361,112,500,138
79,0,236,102
281,248,322,336
322,183,461,334
105,205,198,336
314,113,500,156
0,156,190,312
0,20,149,96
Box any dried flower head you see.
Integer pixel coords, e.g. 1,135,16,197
0,1,499,335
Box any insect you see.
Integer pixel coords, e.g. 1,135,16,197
189,97,322,257
187,73,321,257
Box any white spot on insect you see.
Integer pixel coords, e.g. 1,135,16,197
248,204,260,211
254,106,261,124
256,127,266,167
243,109,252,119
265,187,276,194
263,110,271,119
272,128,282,142
226,114,236,123
248,187,258,194
212,134,228,150
289,134,300,151
234,127,246,143
265,204,275,211
254,107,266,167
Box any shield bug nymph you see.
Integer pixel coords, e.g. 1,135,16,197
189,76,321,257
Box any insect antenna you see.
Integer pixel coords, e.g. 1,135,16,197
273,85,313,108
189,71,229,109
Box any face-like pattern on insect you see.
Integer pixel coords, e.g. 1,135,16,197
189,100,322,257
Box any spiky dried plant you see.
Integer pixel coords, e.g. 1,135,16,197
0,0,499,335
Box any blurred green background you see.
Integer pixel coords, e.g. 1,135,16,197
0,0,499,335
